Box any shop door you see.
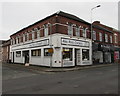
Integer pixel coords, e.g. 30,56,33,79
75,49,81,65
23,51,29,64
12,52,14,63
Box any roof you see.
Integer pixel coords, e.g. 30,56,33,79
2,40,11,47
93,25,113,33
10,11,90,37
57,11,90,24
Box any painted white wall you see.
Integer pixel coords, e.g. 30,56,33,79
11,33,92,67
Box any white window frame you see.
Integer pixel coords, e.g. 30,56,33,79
75,27,80,37
68,24,73,36
114,33,118,43
105,34,108,42
99,32,102,42
44,24,48,37
110,35,112,43
92,31,96,40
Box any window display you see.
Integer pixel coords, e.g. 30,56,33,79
31,49,41,56
16,51,21,57
44,48,53,56
82,49,89,60
62,48,72,61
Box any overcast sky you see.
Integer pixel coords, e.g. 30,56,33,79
0,0,119,40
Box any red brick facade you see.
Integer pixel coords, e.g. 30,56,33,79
10,11,120,64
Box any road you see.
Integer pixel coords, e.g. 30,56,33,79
2,63,118,94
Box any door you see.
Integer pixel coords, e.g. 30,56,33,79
75,49,81,65
23,51,29,64
12,52,14,63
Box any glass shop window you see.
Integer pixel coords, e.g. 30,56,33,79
31,49,41,56
82,49,89,61
44,48,53,56
16,51,21,57
62,48,72,61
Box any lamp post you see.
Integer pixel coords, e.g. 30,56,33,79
91,5,101,64
91,5,101,40
48,23,53,68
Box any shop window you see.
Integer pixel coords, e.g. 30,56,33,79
44,48,53,56
16,51,21,57
62,48,72,61
31,49,41,56
82,49,89,61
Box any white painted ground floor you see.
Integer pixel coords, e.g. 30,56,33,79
10,34,92,67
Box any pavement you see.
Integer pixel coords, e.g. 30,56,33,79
3,62,117,72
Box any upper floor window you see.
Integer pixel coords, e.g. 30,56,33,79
75,27,80,37
29,32,32,40
92,31,96,40
44,24,48,37
99,32,102,42
82,28,86,38
17,36,20,44
14,38,16,44
68,24,73,36
11,39,14,45
110,35,112,43
34,31,37,39
114,33,118,43
20,35,23,42
25,33,27,41
105,34,108,42
82,28,88,38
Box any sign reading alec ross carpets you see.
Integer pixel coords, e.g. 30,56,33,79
12,39,49,50
61,38,90,47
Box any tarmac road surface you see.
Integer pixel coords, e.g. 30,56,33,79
2,63,118,94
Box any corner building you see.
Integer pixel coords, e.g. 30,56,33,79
10,11,92,67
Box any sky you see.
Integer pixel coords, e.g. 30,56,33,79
0,0,119,40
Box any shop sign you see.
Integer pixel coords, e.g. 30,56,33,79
61,38,89,47
12,39,49,50
48,48,54,53
29,39,49,48
114,51,119,60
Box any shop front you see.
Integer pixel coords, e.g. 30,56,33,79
92,43,114,64
11,34,92,67
61,37,92,67
92,43,103,64
114,46,120,63
98,44,114,64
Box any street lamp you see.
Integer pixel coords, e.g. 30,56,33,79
91,5,101,40
91,5,101,64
